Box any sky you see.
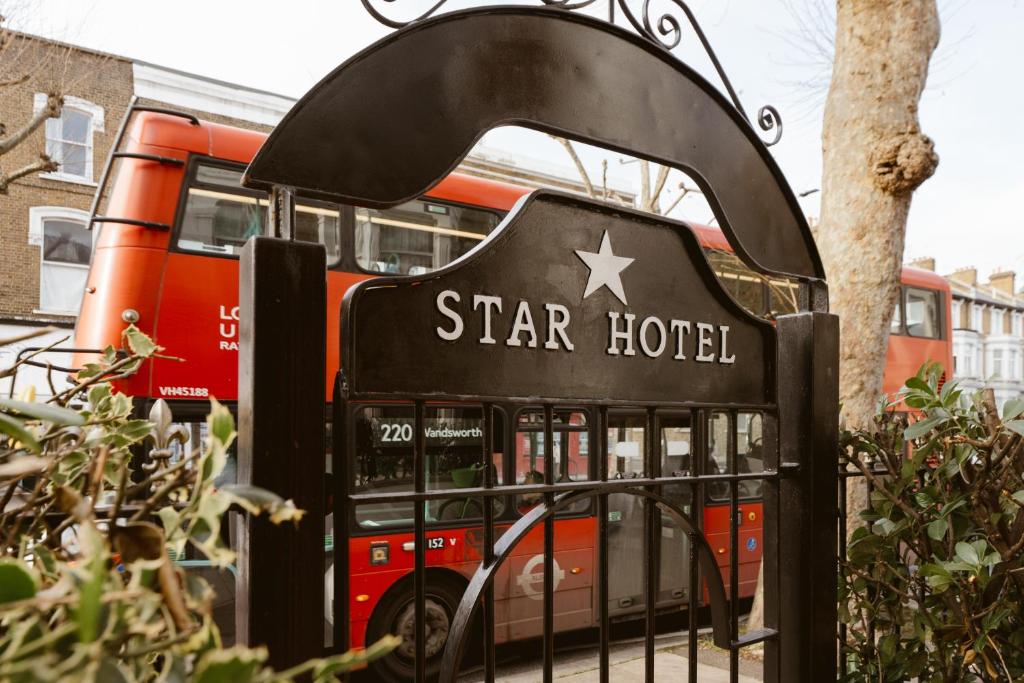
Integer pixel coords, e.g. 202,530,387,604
16,0,1024,282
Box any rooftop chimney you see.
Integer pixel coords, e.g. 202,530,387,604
989,270,1016,296
908,257,935,272
949,267,977,286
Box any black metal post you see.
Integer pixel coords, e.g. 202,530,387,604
771,312,839,681
237,236,326,670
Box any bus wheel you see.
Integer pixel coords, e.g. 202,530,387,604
366,574,464,682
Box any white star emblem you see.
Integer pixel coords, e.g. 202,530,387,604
575,231,634,305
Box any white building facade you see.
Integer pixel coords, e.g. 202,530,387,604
946,268,1024,411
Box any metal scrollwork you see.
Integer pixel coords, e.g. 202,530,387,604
757,104,783,147
359,0,784,146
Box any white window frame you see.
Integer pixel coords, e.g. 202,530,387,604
33,94,104,186
993,309,1005,334
971,304,984,332
951,300,962,328
29,206,94,315
1013,312,1023,338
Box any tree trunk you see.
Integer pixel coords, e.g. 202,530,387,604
819,0,940,533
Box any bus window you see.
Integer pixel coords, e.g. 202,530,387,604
514,409,589,515
660,414,693,511
176,160,341,264
905,287,940,338
704,249,767,317
707,412,763,501
352,405,504,528
737,412,764,499
354,200,501,275
890,297,903,335
706,412,730,502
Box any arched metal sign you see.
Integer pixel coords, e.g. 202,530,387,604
236,5,839,683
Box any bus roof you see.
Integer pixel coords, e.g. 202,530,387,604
130,110,527,211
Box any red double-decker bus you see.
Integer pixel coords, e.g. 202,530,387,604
72,107,951,680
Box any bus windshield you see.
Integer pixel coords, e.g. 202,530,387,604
176,160,342,264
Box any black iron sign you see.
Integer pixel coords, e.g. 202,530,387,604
342,191,774,406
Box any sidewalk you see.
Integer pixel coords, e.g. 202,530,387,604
462,634,763,682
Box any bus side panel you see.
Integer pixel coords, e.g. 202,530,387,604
151,257,370,403
703,503,762,599
152,254,243,401
345,517,595,648
75,245,169,397
326,270,374,402
884,335,954,399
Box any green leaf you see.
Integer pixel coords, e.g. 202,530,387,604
926,572,953,592
193,646,267,683
0,412,39,452
1005,420,1024,437
207,400,235,447
123,325,158,357
955,541,980,566
0,398,85,426
926,518,948,541
1003,397,1024,421
905,416,943,439
0,559,37,604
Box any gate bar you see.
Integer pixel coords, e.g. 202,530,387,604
542,404,555,683
237,236,326,670
482,402,496,683
728,411,740,683
643,407,658,682
414,400,426,683
689,408,707,682
597,406,610,683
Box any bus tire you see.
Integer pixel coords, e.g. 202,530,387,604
366,572,468,683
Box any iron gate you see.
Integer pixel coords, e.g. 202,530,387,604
236,5,839,682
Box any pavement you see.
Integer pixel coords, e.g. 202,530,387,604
460,631,764,682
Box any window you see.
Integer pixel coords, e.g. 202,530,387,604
905,287,940,338
951,300,962,328
29,207,92,314
176,161,341,263
351,405,505,529
355,200,501,275
517,409,589,514
34,94,103,184
971,304,984,332
992,349,1004,380
890,298,903,335
1013,313,1023,338
993,309,1005,335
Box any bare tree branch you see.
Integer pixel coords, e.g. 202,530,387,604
0,153,58,193
549,135,595,198
663,182,702,216
0,92,60,156
650,163,671,209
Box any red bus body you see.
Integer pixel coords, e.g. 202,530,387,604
74,112,951,654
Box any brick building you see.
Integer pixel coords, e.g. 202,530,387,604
0,32,292,396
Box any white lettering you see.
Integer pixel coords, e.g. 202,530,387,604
436,290,464,341
695,322,715,362
607,312,636,356
219,341,238,351
670,320,691,360
219,322,236,338
506,301,538,348
473,295,503,344
543,303,574,351
719,326,736,364
639,316,667,357
219,305,240,321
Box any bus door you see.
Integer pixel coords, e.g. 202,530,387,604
506,408,593,640
605,411,694,618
